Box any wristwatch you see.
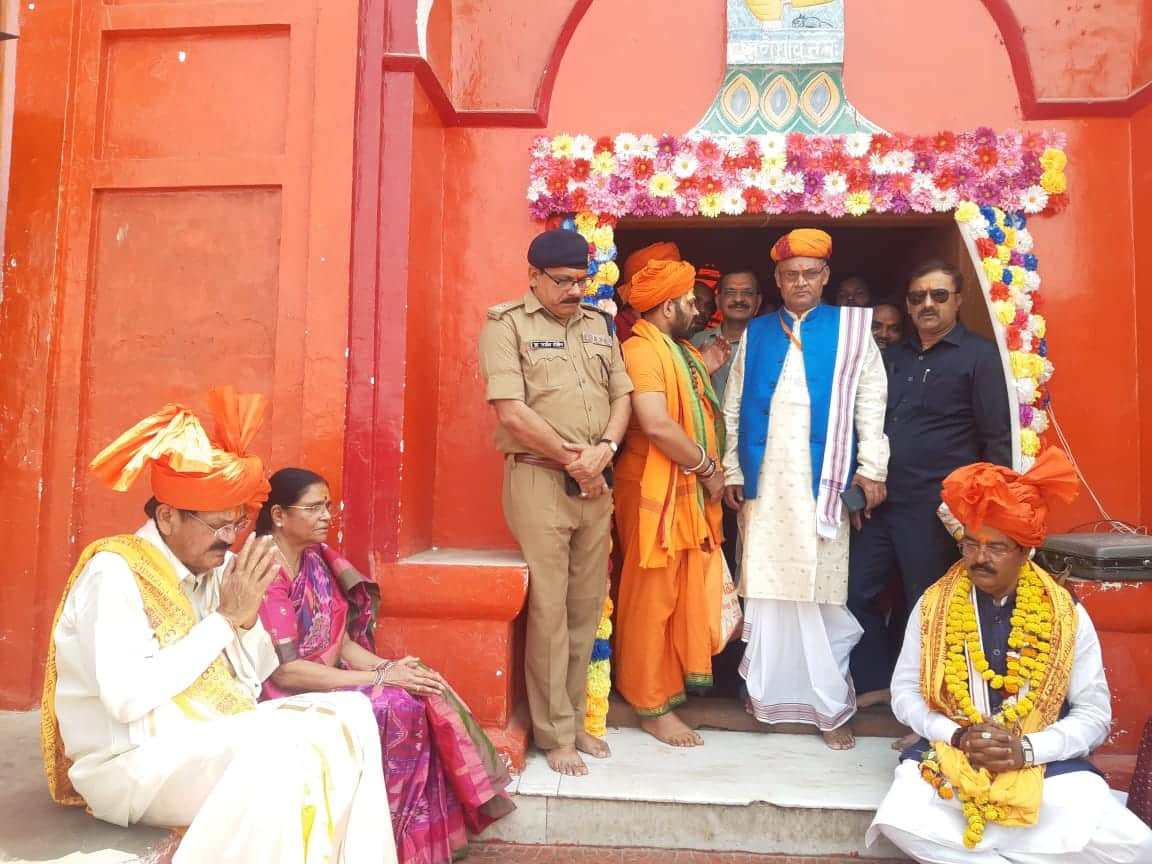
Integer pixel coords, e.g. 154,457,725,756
598,438,618,454
1021,735,1035,767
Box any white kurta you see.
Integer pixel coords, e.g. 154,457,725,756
722,308,888,730
52,521,397,864
867,603,1152,863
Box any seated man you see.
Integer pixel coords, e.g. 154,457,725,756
868,447,1152,863
42,387,396,864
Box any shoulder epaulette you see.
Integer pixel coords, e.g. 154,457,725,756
486,299,525,320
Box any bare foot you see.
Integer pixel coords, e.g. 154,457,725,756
856,689,891,709
575,729,611,759
822,725,856,750
543,744,588,776
892,731,921,752
639,711,704,747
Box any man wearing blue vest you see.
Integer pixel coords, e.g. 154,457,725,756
721,229,889,750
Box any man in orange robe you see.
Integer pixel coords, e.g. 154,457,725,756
614,259,731,746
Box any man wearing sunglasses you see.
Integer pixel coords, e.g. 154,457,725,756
848,260,1012,714
479,228,632,776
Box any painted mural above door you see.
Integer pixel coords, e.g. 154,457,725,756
697,0,882,134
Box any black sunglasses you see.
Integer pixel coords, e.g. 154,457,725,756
907,288,957,306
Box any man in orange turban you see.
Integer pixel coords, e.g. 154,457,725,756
614,241,681,342
42,388,397,864
614,259,734,747
869,447,1152,863
724,227,888,750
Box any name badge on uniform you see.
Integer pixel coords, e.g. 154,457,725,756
582,333,613,347
529,340,565,349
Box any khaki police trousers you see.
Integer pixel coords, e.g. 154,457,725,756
503,457,611,750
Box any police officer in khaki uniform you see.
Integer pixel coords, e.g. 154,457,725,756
479,229,632,776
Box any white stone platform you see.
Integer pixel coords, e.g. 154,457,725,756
477,726,907,859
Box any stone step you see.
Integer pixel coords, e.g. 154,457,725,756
470,846,905,863
476,727,910,859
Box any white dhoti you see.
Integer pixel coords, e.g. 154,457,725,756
724,322,886,730
868,761,1152,864
70,692,396,864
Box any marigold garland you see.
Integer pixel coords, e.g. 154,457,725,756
920,565,1055,848
584,594,613,738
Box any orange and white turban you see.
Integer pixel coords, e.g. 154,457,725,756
90,386,270,513
770,228,832,263
941,447,1079,548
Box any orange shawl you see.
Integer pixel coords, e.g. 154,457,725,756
629,319,724,569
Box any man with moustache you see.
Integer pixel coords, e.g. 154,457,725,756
614,259,728,747
871,302,905,351
690,279,718,336
691,270,762,402
848,261,1012,711
479,228,632,775
42,387,396,864
722,229,889,750
868,448,1152,863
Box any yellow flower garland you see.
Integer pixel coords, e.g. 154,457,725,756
931,564,1055,846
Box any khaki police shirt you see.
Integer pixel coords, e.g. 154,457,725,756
479,291,633,454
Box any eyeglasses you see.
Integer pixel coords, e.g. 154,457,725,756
958,537,1018,560
538,269,591,291
778,265,827,286
285,500,335,518
907,288,957,306
184,511,251,540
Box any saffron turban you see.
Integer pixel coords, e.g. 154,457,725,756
941,447,1080,548
527,229,590,270
621,241,681,286
623,259,697,314
695,263,722,290
770,228,833,262
90,386,271,513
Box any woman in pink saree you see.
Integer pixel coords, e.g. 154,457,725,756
257,468,514,864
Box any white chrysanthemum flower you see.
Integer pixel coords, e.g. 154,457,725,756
527,178,547,201
1030,409,1050,433
1019,186,1049,214
572,134,595,161
721,189,747,215
844,133,872,157
1024,271,1041,292
911,172,937,194
1020,454,1036,473
958,214,990,239
1040,359,1055,384
1017,332,1034,352
1017,293,1034,314
932,188,959,212
761,172,787,194
868,153,887,175
614,133,640,160
823,171,848,195
637,133,659,159
884,150,915,174
759,133,786,157
1015,228,1035,253
720,135,746,157
532,137,552,157
1015,377,1039,405
783,171,806,194
672,153,699,179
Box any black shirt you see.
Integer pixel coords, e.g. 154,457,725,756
885,321,1012,505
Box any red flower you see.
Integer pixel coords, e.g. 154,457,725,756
696,139,722,163
571,159,591,181
847,154,869,173
721,155,743,175
742,187,767,213
1013,308,1029,327
786,132,809,154
546,172,568,195
744,138,763,161
1022,132,1045,154
977,238,998,259
699,174,724,195
597,214,619,228
933,131,957,153
989,281,1010,301
594,136,613,154
934,168,957,190
911,135,933,153
890,174,913,194
1031,292,1044,311
890,132,913,151
570,189,588,211
545,215,565,231
975,146,998,171
822,150,850,173
870,134,895,156
1006,327,1023,350
631,158,655,181
846,169,870,192
677,175,700,193
1048,193,1069,214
